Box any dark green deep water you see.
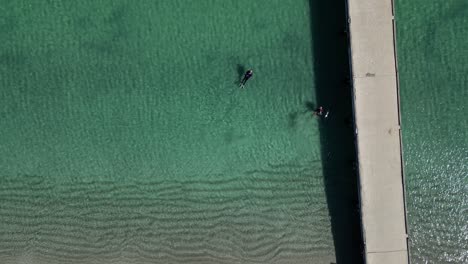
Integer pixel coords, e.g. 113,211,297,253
396,0,468,263
0,0,361,263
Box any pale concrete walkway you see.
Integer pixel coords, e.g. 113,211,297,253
346,0,410,263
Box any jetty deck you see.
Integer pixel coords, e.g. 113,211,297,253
346,0,410,263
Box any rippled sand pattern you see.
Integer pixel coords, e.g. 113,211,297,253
396,0,468,263
0,0,337,263
1,169,334,264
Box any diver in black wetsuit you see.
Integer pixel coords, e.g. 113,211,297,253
240,69,253,88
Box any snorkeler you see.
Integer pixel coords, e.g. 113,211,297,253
240,69,253,88
313,106,324,116
313,106,329,118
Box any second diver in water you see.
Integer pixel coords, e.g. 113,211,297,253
312,106,329,119
240,69,253,88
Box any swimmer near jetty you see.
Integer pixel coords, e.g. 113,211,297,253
239,69,253,89
312,106,329,119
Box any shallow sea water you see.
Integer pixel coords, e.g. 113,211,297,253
396,0,468,263
0,1,362,263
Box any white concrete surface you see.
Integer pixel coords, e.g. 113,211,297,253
346,0,410,263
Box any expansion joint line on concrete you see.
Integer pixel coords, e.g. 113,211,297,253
353,74,396,79
367,249,408,254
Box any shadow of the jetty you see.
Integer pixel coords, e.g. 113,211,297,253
308,0,364,263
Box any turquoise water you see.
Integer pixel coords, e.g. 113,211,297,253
0,0,363,263
396,0,468,263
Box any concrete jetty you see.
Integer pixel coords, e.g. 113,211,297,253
346,0,410,263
